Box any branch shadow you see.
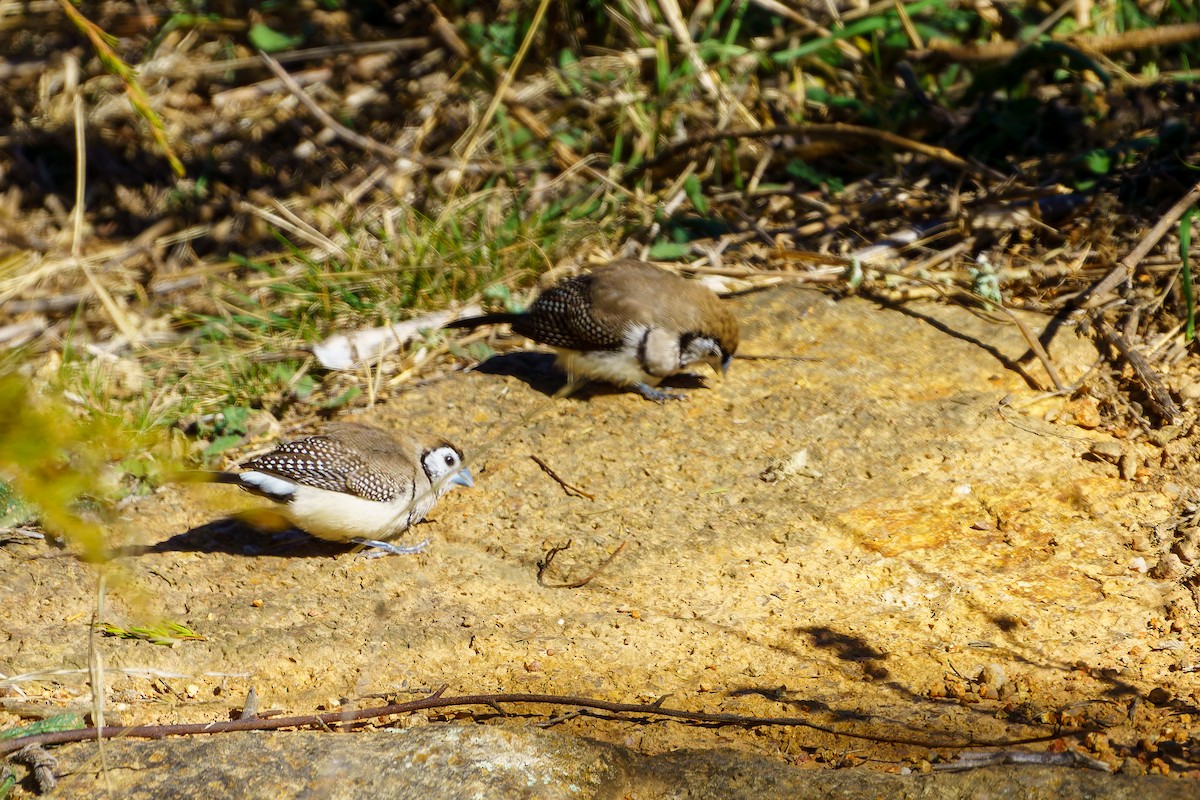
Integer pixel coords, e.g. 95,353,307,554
866,294,1045,391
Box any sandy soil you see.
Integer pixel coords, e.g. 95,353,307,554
3,285,1199,777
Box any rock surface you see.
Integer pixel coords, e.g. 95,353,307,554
35,727,1191,799
3,285,1199,794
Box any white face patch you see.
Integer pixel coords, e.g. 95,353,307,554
679,335,723,373
422,446,471,494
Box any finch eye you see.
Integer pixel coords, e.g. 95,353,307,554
444,454,456,466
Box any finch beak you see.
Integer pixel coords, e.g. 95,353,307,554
701,357,726,383
450,469,475,489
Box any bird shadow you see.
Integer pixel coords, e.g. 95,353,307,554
471,351,711,399
113,518,355,559
473,352,565,396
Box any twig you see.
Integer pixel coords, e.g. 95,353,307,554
536,709,584,729
1082,179,1200,308
537,539,627,589
636,123,1000,182
147,39,433,79
1092,319,1183,426
257,51,404,162
530,455,594,500
680,264,845,282
919,21,1200,63
934,748,1111,772
657,0,757,128
453,0,552,171
0,686,1081,756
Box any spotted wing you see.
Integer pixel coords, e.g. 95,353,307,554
511,274,628,351
242,435,401,502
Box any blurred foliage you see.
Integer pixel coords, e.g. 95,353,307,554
0,372,177,559
99,620,206,646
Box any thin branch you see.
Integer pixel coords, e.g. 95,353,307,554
934,748,1111,772
919,21,1200,63
537,539,628,589
1082,180,1200,308
530,455,595,500
452,0,552,170
636,123,1000,181
148,38,433,79
0,687,1081,756
868,266,1068,392
1091,319,1183,426
257,51,405,162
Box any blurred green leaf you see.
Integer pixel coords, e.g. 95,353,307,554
1081,149,1112,175
293,374,317,399
321,387,362,410
0,479,36,529
203,434,243,458
683,174,709,215
648,241,691,260
100,621,205,646
219,405,250,435
248,23,303,53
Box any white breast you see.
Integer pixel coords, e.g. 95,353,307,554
552,325,682,387
554,348,660,388
284,484,434,542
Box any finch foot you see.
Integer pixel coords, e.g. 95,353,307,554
634,383,686,402
355,537,431,558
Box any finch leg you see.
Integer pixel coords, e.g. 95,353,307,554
355,537,430,558
634,382,686,402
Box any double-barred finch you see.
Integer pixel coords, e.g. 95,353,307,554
207,423,473,557
445,259,739,401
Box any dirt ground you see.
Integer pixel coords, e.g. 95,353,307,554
4,284,1200,779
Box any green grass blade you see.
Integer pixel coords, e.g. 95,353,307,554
1182,208,1196,342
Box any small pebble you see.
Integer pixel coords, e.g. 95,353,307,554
1119,757,1147,776
1149,426,1183,446
1088,441,1123,462
1173,536,1199,565
1063,397,1101,428
979,663,1007,690
1147,687,1172,706
1119,454,1138,480
1150,554,1187,580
